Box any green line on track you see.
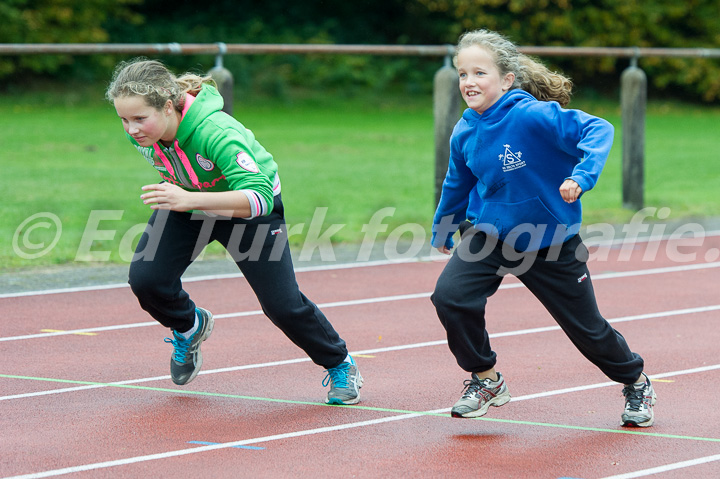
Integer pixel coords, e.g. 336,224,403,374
3,373,719,444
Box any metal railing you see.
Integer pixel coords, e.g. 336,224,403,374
4,42,719,209
2,43,720,58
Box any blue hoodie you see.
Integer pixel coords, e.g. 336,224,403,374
431,89,614,252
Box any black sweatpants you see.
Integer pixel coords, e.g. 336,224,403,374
128,195,348,370
431,229,644,384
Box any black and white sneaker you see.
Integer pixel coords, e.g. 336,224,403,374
622,373,657,427
451,372,511,418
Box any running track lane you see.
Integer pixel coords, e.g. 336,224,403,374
1,234,719,478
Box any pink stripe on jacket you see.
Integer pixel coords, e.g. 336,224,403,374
152,93,200,189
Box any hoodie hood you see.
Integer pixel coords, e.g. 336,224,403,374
462,89,535,125
176,85,224,143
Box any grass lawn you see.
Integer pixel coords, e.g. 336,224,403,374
2,84,719,270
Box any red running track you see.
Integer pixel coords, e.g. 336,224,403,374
1,233,719,479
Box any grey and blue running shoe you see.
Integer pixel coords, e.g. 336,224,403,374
323,355,363,405
164,307,214,385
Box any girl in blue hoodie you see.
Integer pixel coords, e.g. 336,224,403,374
431,30,655,427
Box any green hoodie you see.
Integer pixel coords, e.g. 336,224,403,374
127,84,279,217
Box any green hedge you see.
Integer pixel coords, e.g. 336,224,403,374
1,0,719,102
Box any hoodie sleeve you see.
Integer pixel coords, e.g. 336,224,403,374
431,127,477,249
204,121,276,217
542,103,614,194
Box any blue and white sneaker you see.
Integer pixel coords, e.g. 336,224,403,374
323,355,363,405
164,307,214,385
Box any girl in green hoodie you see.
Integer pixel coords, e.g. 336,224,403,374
107,58,362,405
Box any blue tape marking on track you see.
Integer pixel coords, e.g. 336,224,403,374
188,440,265,450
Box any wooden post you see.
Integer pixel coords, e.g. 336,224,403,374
208,43,234,116
433,53,461,206
620,60,646,210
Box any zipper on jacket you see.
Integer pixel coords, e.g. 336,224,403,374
161,145,194,188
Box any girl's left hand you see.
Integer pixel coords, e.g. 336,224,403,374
140,183,192,211
559,179,582,204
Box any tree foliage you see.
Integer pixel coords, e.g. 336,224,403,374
0,0,142,78
1,0,719,102
99,0,454,95
416,0,720,101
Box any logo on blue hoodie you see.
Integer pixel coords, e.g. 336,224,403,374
498,144,526,172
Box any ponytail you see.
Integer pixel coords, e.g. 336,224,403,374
518,55,572,107
176,73,215,98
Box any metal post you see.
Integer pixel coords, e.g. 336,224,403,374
208,42,234,116
433,49,461,206
620,54,646,210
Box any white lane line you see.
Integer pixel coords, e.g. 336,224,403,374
591,261,720,280
0,228,718,298
2,261,719,342
2,304,718,402
0,321,160,342
4,364,720,479
0,256,440,299
510,363,720,402
588,229,720,247
1,412,430,479
599,453,720,479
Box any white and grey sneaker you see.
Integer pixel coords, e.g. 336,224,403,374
622,373,657,427
451,372,511,418
323,355,363,405
163,307,214,385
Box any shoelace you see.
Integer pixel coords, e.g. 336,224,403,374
322,363,350,388
460,378,493,399
164,334,191,362
622,384,646,412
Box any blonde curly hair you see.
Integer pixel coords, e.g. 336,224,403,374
454,29,573,107
106,58,215,111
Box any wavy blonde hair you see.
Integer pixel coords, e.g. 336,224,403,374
454,29,572,107
106,58,215,111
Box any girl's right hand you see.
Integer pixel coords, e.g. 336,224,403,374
559,179,582,203
141,182,193,212
437,246,452,255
